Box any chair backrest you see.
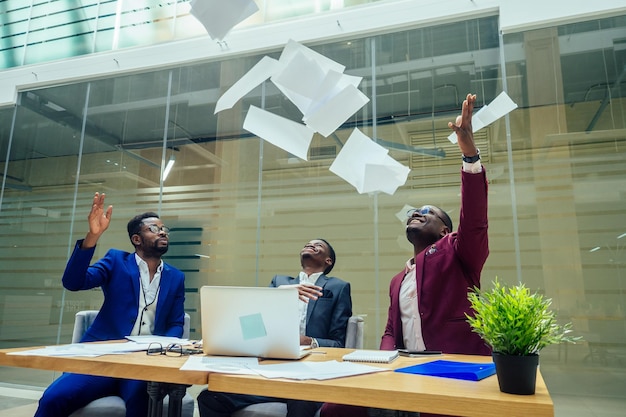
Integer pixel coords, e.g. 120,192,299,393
72,310,191,343
345,315,364,349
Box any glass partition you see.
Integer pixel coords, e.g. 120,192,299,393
0,11,625,416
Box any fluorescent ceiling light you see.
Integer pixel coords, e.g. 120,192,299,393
589,246,601,253
162,155,175,181
617,232,626,239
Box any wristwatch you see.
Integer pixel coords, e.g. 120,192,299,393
310,338,319,349
462,149,480,163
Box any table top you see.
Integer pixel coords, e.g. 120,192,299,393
208,348,554,417
0,343,208,385
0,345,554,417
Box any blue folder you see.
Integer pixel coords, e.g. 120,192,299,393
394,360,496,381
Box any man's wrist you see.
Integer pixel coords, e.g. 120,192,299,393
461,148,480,163
310,338,319,349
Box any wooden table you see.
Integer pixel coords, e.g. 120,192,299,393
209,348,554,417
0,346,554,417
0,344,207,417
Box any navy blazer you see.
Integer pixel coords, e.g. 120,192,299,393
62,240,186,342
270,274,352,348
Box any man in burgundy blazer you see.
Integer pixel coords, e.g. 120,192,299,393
321,93,490,417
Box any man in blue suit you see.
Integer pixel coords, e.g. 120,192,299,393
35,192,186,417
197,238,352,417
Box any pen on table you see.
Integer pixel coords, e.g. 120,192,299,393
310,351,326,354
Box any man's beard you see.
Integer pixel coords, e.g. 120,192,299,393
145,242,169,257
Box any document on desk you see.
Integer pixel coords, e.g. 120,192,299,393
125,335,189,345
251,360,388,380
180,356,260,375
7,342,152,357
181,358,387,380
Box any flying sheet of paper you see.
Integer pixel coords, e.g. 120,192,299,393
396,204,416,223
277,39,345,75
214,56,281,113
329,129,410,195
303,84,370,137
270,40,351,115
243,105,315,161
361,161,410,195
190,0,259,40
447,91,518,144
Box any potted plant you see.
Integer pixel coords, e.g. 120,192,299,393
466,279,580,395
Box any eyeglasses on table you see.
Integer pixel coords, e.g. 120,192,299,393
146,342,203,356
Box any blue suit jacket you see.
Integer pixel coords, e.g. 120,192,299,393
62,240,186,342
270,274,352,348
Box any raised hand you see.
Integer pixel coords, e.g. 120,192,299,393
82,192,113,249
448,93,478,157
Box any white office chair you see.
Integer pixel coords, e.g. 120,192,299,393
68,310,195,417
231,315,365,417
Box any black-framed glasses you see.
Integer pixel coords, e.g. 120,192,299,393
147,342,183,356
144,224,170,235
146,342,203,356
407,206,447,227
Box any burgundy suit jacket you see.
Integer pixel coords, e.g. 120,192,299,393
380,168,491,356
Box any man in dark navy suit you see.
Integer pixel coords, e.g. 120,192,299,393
35,192,185,417
197,238,352,417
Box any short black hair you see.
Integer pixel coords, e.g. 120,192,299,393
127,212,159,243
318,238,336,275
436,207,453,232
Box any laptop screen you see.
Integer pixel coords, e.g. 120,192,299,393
199,285,308,359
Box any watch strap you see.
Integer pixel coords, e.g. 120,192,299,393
462,149,480,163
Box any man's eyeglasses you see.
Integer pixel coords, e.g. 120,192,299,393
407,207,448,227
144,224,171,235
146,342,202,356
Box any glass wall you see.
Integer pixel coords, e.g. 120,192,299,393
0,0,385,69
0,11,625,417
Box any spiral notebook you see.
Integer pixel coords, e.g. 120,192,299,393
342,349,399,363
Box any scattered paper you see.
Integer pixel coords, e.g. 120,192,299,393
125,335,189,345
190,0,259,40
253,360,388,380
8,342,151,357
214,56,281,114
448,91,518,144
303,84,370,137
243,105,315,160
180,355,260,374
213,39,369,159
330,129,410,195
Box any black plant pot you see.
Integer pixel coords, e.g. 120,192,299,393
492,352,539,395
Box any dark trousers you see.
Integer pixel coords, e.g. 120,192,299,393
197,390,322,417
34,372,148,417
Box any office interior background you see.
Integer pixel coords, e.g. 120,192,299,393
0,0,625,416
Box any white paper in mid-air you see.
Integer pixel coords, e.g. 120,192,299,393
447,91,518,144
190,0,259,40
214,56,281,113
330,129,410,195
243,105,315,161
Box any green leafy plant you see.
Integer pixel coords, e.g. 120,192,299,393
466,279,581,356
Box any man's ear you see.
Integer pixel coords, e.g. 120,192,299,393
325,257,333,268
440,226,450,238
131,234,141,246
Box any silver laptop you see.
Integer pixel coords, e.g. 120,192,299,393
199,285,310,360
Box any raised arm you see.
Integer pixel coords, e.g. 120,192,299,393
81,192,113,249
